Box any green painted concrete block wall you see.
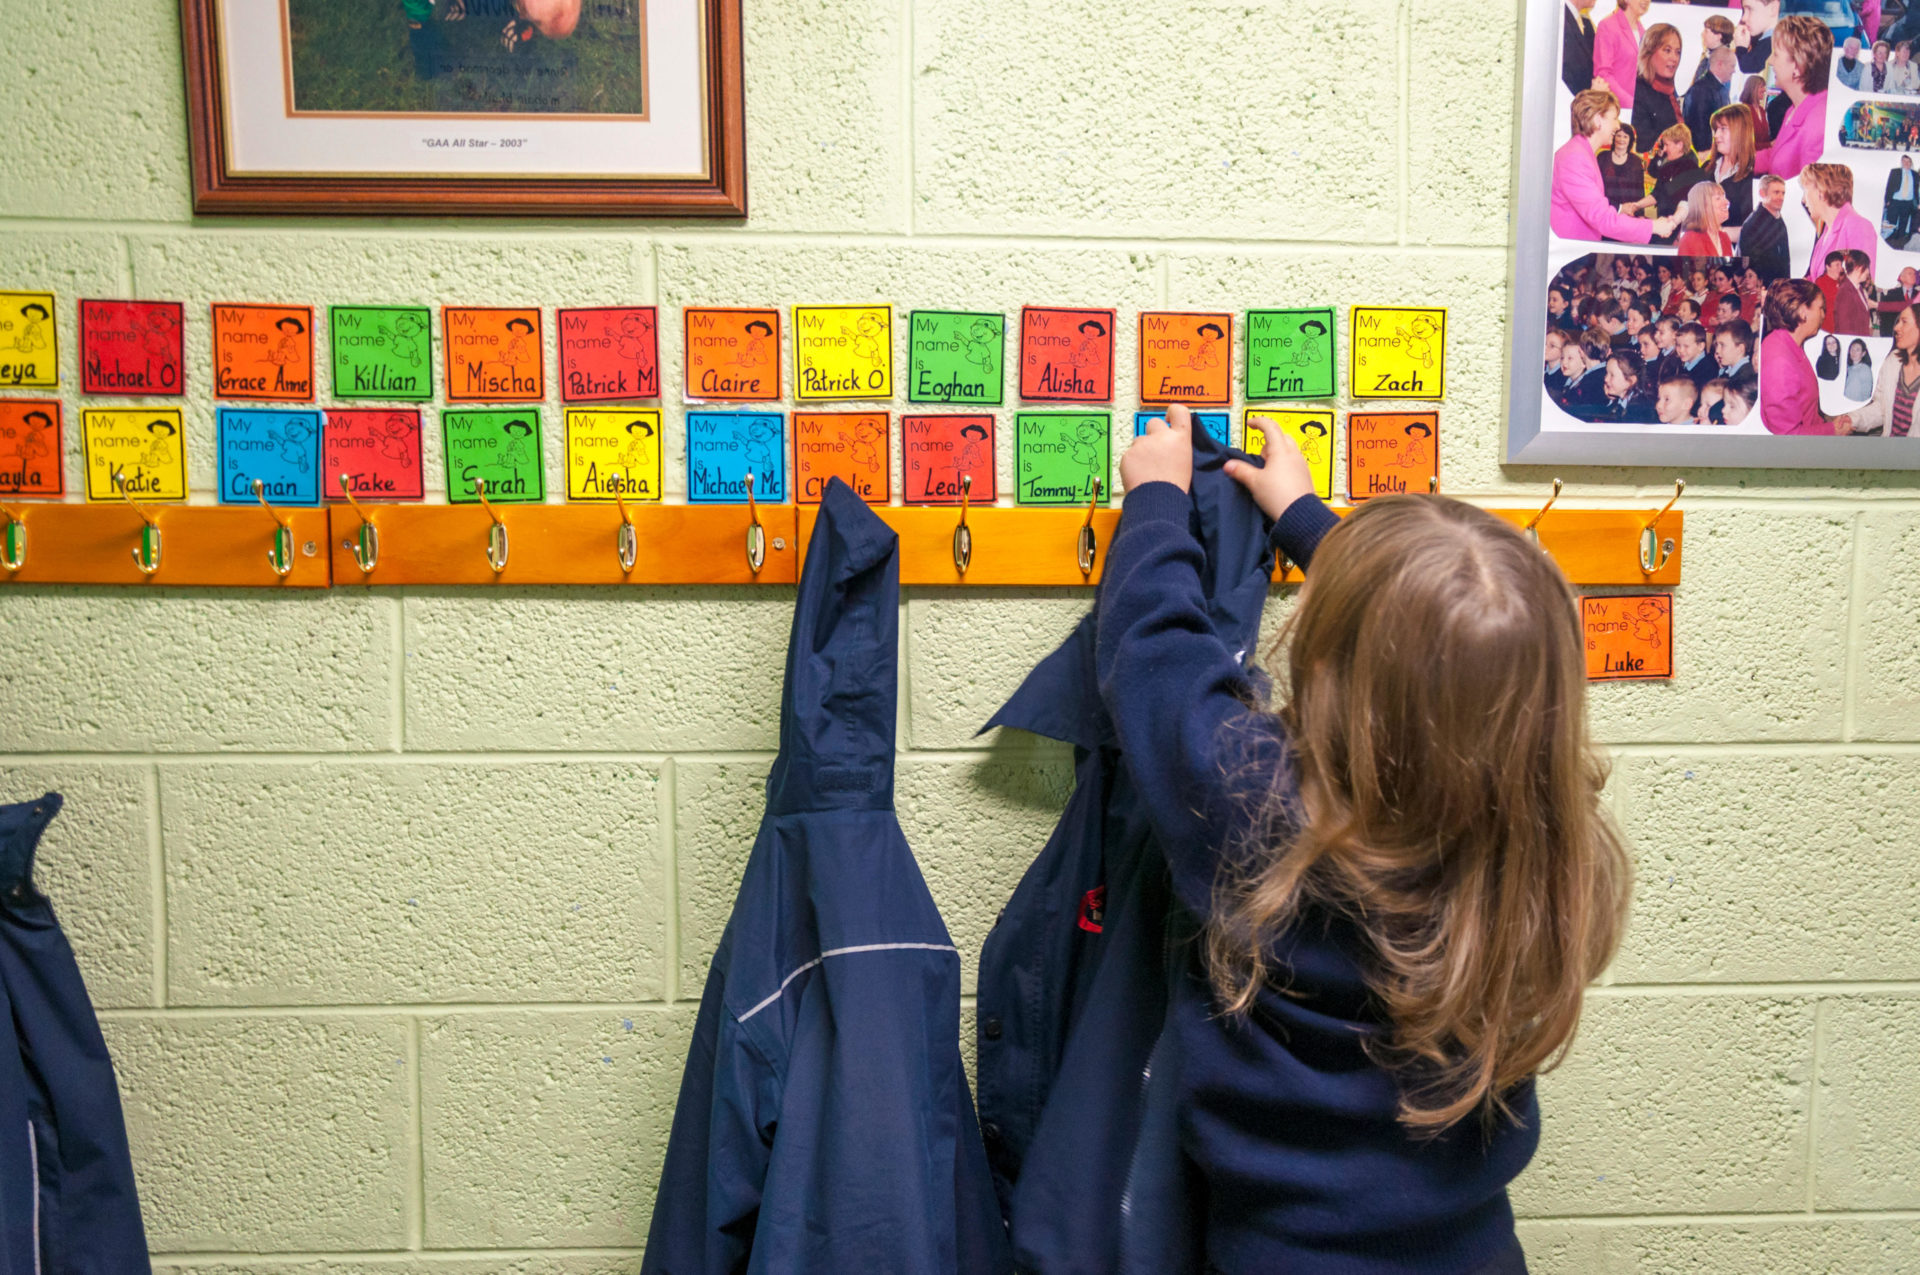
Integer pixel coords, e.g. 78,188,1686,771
1,1,1917,1269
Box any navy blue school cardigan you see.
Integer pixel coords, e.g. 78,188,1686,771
974,424,1280,1274
0,792,152,1274
1093,482,1538,1275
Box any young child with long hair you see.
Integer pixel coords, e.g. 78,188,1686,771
1098,406,1633,1274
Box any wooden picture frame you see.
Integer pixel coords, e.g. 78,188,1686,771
180,0,745,217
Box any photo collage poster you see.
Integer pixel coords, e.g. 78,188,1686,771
1542,0,1920,447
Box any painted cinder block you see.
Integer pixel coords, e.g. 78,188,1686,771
403,588,793,753
0,2,191,221
0,763,153,1008
742,0,905,233
420,1009,692,1248
1814,995,1920,1210
106,1013,412,1252
1511,995,1814,1216
905,592,1090,749
1518,1218,1920,1275
1407,4,1518,247
674,758,776,996
0,590,397,753
162,761,668,1005
912,0,1400,243
1853,511,1920,742
1612,755,1920,984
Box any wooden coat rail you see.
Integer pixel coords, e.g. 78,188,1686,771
0,502,332,587
1,497,1685,589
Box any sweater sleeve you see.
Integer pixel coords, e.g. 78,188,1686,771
1093,482,1319,918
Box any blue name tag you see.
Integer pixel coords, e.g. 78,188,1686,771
1133,410,1230,443
686,411,787,504
217,408,323,506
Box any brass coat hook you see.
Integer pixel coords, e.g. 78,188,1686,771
1428,474,1440,495
613,470,638,573
953,474,973,575
1524,478,1563,546
111,468,162,576
337,474,379,574
744,471,766,574
1077,478,1102,576
1640,479,1684,573
252,480,297,578
473,477,509,575
0,506,23,573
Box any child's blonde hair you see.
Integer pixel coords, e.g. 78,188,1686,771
1210,495,1632,1132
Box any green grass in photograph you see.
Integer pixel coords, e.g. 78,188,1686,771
287,0,645,116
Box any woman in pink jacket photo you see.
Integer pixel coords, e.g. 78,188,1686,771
1594,0,1651,109
1754,14,1832,180
1552,88,1681,244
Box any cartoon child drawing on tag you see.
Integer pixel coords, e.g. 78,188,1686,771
738,320,773,371
848,417,884,474
12,303,48,356
1293,317,1329,367
0,413,47,469
143,310,178,361
140,418,177,468
1071,318,1108,373
499,418,535,471
1293,418,1330,469
389,313,426,367
743,419,778,487
376,414,415,463
273,417,314,467
956,421,988,490
962,319,998,374
503,317,536,370
846,313,886,373
610,312,654,368
1068,416,1104,469
265,316,306,368
1188,321,1224,372
1630,600,1667,648
1396,315,1439,370
1393,419,1433,470
620,418,655,480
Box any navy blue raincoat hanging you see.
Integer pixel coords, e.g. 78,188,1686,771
0,792,152,1274
644,479,1010,1275
974,424,1276,1275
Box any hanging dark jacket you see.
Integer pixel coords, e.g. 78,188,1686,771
643,479,1010,1275
0,792,152,1275
974,425,1277,1275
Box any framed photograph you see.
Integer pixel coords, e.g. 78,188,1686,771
180,0,745,217
1508,0,1920,468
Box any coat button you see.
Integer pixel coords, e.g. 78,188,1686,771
983,1016,1003,1041
981,1121,1003,1145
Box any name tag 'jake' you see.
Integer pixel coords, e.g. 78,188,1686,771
1582,595,1674,681
566,408,663,502
325,410,424,502
1346,411,1437,501
1350,306,1446,400
82,408,187,502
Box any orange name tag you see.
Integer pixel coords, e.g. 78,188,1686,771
1346,411,1437,501
1582,595,1673,681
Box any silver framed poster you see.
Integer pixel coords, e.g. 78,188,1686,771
1508,0,1920,468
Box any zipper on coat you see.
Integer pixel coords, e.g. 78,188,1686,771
27,1120,41,1275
